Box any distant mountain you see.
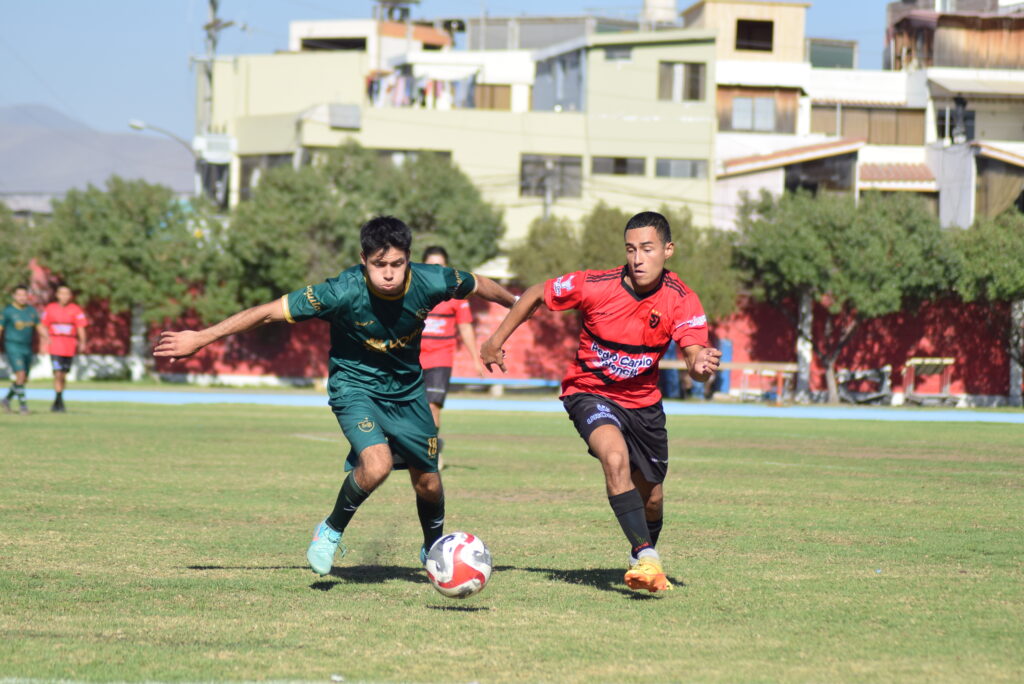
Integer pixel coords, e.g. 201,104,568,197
0,104,194,211
0,104,94,131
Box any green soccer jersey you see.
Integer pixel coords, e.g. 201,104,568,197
1,304,40,349
282,262,477,403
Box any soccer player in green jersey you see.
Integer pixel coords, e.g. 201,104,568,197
1,285,47,415
154,216,517,575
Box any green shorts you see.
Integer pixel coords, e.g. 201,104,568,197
333,393,440,473
4,346,33,374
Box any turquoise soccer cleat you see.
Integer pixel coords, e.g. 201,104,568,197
306,519,345,576
419,544,428,566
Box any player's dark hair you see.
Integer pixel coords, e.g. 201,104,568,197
360,216,412,258
13,284,28,292
421,245,449,264
624,211,672,244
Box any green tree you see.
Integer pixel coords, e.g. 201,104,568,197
228,141,505,306
736,191,950,403
0,203,36,293
508,215,580,286
38,177,225,378
390,152,505,269
660,205,740,324
951,211,1024,405
578,201,632,270
512,203,740,322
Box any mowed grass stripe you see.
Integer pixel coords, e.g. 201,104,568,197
0,403,1021,683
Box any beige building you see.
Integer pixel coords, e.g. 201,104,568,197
204,19,718,244
682,0,809,62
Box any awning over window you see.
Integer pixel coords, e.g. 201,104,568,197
928,77,1024,98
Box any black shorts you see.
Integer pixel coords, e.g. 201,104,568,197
51,355,74,373
562,392,669,484
423,366,453,407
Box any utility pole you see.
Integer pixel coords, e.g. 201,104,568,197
195,0,234,205
199,0,234,137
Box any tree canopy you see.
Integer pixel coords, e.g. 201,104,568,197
0,204,35,294
507,215,580,286
510,202,739,322
37,177,227,323
736,190,951,402
952,211,1024,304
951,210,1024,372
228,141,505,306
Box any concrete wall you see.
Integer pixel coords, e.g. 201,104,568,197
713,167,783,229
210,52,368,130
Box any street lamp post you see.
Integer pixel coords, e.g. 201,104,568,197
128,119,203,198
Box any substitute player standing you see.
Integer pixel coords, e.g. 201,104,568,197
1,285,46,415
41,285,88,413
419,246,488,468
481,211,721,593
155,216,517,575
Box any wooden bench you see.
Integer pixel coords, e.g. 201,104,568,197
659,359,798,404
903,357,956,406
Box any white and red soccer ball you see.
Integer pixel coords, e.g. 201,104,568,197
425,532,492,599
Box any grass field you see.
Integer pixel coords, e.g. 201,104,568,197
1,402,1022,683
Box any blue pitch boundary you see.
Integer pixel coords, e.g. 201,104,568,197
22,388,1024,424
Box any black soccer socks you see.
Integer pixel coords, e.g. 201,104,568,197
609,489,654,558
416,493,445,551
326,472,370,533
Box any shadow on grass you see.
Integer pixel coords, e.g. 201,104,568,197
425,604,491,612
311,564,429,591
495,564,683,599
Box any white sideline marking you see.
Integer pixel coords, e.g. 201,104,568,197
293,433,338,444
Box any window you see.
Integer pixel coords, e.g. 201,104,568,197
521,154,583,197
604,46,632,61
811,105,927,145
655,158,707,179
475,84,512,110
731,96,776,131
592,156,645,176
784,153,856,194
658,62,706,102
936,108,975,142
736,20,773,51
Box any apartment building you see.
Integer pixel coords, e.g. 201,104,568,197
204,14,717,243
701,0,1024,229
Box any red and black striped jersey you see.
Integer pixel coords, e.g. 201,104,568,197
543,266,709,408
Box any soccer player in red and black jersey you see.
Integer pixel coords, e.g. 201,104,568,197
481,211,721,593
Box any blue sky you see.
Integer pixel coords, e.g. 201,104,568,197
0,0,891,142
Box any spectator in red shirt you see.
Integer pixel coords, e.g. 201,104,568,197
41,285,88,413
481,211,721,594
419,246,487,468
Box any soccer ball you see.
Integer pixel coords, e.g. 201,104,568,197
425,532,492,599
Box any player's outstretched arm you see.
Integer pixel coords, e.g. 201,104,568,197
153,300,286,362
682,344,722,383
471,275,517,308
479,282,545,373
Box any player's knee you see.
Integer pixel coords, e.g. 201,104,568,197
645,490,664,516
357,461,392,491
412,472,443,500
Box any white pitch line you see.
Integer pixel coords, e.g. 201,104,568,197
292,433,339,444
